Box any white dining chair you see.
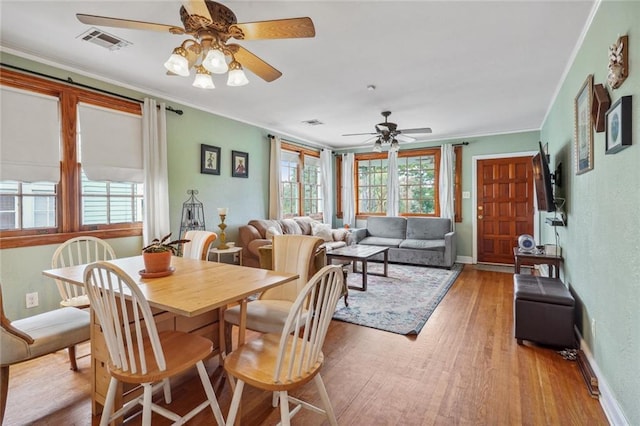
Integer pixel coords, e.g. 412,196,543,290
182,230,217,260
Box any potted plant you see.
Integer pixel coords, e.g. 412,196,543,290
141,233,190,273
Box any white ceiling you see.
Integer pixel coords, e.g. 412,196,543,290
0,1,595,150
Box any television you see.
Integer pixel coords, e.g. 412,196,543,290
532,141,555,212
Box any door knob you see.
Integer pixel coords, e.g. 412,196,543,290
478,215,483,219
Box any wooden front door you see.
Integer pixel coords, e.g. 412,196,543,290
477,156,534,264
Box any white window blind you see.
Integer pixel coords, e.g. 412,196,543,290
0,86,61,182
78,102,143,183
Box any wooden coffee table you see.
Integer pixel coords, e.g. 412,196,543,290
326,245,389,291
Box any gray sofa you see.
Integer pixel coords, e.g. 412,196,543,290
349,216,456,268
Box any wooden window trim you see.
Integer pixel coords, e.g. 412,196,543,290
0,68,142,249
281,141,321,218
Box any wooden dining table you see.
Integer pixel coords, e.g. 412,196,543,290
42,255,298,418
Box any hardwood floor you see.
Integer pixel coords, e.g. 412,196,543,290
3,265,608,425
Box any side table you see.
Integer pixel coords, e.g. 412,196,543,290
209,246,243,266
513,247,563,278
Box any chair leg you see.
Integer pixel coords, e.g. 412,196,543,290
141,383,153,426
226,379,245,426
272,390,279,407
67,345,78,371
162,378,172,403
314,373,338,426
100,377,119,426
279,391,291,426
196,360,225,426
1,366,9,425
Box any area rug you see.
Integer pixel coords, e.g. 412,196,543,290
332,262,463,335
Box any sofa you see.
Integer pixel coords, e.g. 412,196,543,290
349,216,456,268
239,217,349,268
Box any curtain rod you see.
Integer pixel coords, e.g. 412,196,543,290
0,63,184,115
268,134,325,151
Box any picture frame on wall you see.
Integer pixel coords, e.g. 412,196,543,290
605,96,632,154
200,144,221,175
574,74,594,175
231,150,249,178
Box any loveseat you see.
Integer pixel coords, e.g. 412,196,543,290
239,217,349,268
349,216,456,268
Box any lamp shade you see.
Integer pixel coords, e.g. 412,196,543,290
227,68,249,87
193,72,215,89
164,51,190,77
373,139,382,152
390,139,399,152
202,49,228,74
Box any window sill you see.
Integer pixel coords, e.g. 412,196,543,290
0,227,142,249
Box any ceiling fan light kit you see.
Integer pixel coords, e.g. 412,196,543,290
343,110,432,152
76,0,315,90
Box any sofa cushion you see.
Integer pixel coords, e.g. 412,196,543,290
359,236,402,248
279,218,303,235
399,238,446,252
331,228,349,242
292,216,315,235
265,226,281,240
366,216,406,239
311,221,333,242
249,219,283,239
406,217,451,240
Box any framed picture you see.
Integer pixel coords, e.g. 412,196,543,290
605,96,632,154
231,150,249,178
574,74,594,175
200,144,221,175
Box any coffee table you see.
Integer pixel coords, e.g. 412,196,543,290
326,245,389,291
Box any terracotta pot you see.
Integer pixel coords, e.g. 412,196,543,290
142,251,172,273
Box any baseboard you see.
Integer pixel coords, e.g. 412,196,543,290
575,327,630,425
456,255,472,264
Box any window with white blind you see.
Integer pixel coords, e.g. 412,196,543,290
0,68,143,248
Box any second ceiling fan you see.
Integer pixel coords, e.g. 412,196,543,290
343,111,432,152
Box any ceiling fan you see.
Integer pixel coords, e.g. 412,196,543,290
76,0,315,88
342,111,432,152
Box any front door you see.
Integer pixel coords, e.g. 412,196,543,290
477,156,534,264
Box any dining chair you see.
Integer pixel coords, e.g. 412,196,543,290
51,236,116,308
0,283,90,424
182,230,217,260
82,261,225,426
223,234,324,336
224,264,344,426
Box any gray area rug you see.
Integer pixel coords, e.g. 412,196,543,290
332,262,463,335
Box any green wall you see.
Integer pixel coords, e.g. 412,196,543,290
540,2,639,424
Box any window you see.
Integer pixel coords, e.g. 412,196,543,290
280,142,323,219
355,148,441,217
0,69,143,248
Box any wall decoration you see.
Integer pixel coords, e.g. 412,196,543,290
231,150,249,178
574,74,594,175
607,35,628,89
605,96,632,154
591,83,610,133
200,144,221,175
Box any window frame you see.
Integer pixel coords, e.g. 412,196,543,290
280,142,322,220
0,68,143,249
336,145,463,222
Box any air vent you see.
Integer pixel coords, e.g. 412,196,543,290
302,119,324,126
78,28,131,51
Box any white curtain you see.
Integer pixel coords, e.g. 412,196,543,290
142,98,170,245
320,149,333,225
268,135,282,220
439,143,455,230
341,153,355,227
386,150,399,217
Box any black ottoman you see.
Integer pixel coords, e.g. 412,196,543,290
513,274,576,348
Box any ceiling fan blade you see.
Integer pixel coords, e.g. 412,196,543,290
228,44,282,82
359,136,380,145
398,127,433,134
76,14,184,34
181,0,212,21
396,134,416,143
231,17,315,40
342,132,378,137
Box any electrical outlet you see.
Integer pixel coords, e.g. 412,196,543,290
26,292,39,308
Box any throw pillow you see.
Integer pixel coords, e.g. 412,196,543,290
265,226,281,240
332,228,349,242
311,222,333,242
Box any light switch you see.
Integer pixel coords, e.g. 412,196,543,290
462,191,471,199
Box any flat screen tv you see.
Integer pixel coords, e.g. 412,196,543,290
532,141,555,212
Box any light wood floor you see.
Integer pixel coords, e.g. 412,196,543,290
3,265,608,425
